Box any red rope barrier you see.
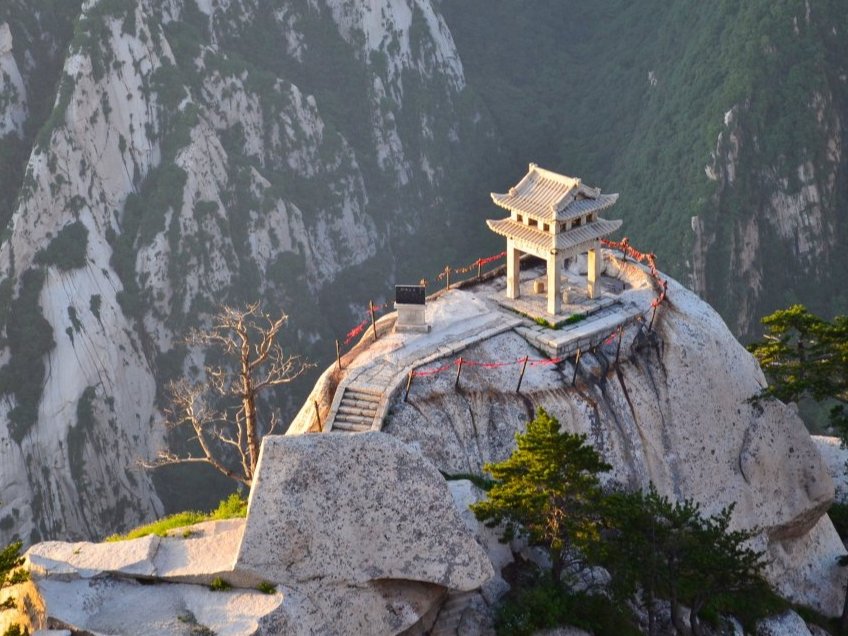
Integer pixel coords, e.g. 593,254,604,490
437,251,506,280
343,303,388,346
601,237,669,309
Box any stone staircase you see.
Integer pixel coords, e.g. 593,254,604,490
330,387,381,432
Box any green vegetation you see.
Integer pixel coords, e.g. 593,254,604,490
748,305,847,431
34,221,88,270
208,576,231,592
830,502,848,540
0,268,55,442
533,316,555,329
0,525,27,635
105,493,247,541
440,471,495,491
442,1,848,336
471,408,611,584
597,487,773,635
256,581,276,595
474,409,775,635
495,581,638,636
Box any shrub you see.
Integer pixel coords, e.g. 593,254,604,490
495,581,639,636
34,221,89,270
209,576,231,591
257,581,276,594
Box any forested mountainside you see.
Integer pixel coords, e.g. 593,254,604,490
0,0,845,543
443,0,848,337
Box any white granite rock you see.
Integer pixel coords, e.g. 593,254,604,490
812,435,848,503
25,520,266,589
448,479,513,603
25,577,284,636
236,432,494,591
755,610,814,636
383,260,843,614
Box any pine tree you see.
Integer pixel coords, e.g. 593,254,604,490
747,304,848,430
470,407,611,584
599,487,770,636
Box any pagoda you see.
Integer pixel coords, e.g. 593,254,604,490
487,164,622,316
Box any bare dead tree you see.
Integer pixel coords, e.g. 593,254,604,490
145,303,312,486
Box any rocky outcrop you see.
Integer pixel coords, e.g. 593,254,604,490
372,259,844,615
812,435,848,503
0,23,26,137
6,433,492,635
693,87,844,337
236,432,492,591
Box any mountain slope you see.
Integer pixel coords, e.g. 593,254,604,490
0,0,502,543
442,0,848,337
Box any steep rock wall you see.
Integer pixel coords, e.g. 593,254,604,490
0,0,495,544
382,266,844,614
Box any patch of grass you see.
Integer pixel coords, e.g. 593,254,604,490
256,581,276,594
534,316,556,329
209,576,231,592
563,313,586,325
210,493,248,520
105,493,247,541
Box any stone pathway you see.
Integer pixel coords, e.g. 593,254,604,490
324,291,523,433
322,267,640,433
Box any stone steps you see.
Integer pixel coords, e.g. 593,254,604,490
329,385,381,432
337,405,375,417
428,591,478,636
331,420,372,433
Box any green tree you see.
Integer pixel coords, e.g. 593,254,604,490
747,305,848,431
470,408,611,584
599,487,771,636
0,502,27,633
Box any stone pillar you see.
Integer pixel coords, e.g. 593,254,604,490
587,241,601,299
506,240,520,299
547,252,561,315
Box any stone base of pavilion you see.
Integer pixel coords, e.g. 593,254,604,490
492,267,624,328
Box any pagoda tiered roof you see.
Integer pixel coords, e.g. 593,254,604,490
486,217,622,253
490,163,619,222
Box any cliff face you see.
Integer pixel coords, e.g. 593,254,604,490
373,259,844,614
0,0,498,544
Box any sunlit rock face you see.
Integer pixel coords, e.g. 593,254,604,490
0,0,494,544
6,434,490,636
376,261,843,615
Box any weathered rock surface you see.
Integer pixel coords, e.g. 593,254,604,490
812,435,848,503
236,432,493,591
17,577,284,636
10,435,491,635
26,519,259,587
378,259,844,614
755,610,816,636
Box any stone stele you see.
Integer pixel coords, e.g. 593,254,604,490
235,432,494,591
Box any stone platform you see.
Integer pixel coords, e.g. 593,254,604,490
490,268,625,328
